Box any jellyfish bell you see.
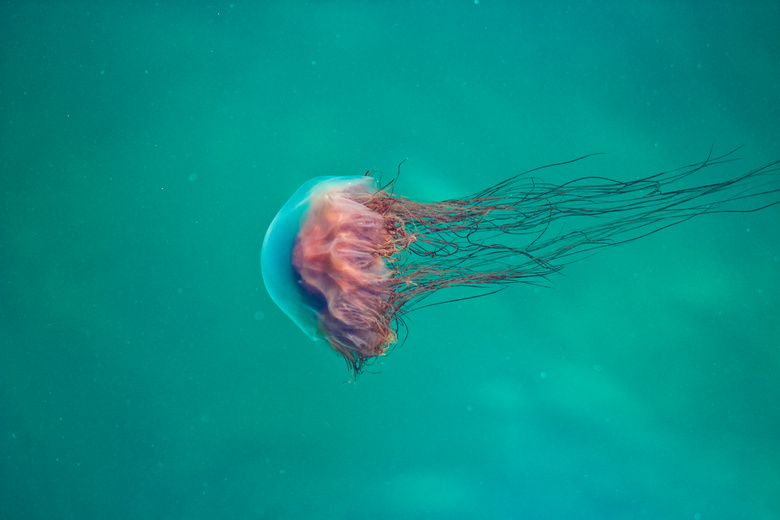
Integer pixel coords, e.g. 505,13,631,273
262,150,780,377
261,175,372,342
261,175,396,372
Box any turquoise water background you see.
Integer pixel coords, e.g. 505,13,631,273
2,2,779,519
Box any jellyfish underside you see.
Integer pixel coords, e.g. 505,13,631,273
263,149,780,376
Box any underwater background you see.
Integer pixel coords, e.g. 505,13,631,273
2,2,779,519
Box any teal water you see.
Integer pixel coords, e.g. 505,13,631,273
2,2,779,519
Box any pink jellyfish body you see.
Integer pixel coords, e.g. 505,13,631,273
262,150,779,376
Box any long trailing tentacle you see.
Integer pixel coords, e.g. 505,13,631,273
371,149,780,314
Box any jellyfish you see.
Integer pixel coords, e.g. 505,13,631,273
261,149,779,376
